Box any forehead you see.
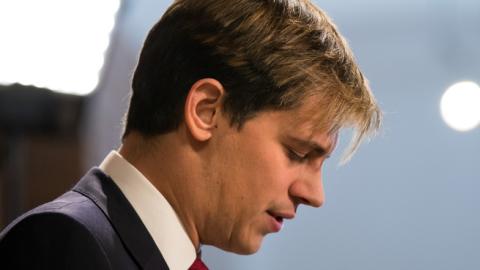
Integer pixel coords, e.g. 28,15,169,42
274,101,339,153
281,94,333,130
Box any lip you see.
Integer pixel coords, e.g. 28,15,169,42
267,212,283,232
266,211,295,233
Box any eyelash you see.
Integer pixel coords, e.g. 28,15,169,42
286,148,309,163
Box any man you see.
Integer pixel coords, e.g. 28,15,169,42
0,0,381,269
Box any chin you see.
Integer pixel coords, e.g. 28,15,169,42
233,245,260,255
225,237,263,255
207,228,265,254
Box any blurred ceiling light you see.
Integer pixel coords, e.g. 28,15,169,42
440,81,480,132
0,0,120,96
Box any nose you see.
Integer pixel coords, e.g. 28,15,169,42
288,170,324,208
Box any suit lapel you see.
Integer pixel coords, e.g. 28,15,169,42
73,168,169,270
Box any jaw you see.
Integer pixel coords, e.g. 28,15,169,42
199,217,265,255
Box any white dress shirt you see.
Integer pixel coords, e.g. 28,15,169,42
99,151,196,270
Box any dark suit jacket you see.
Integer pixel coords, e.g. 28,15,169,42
0,168,170,270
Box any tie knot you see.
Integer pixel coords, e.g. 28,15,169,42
189,257,209,270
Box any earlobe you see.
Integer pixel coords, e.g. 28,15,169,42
184,78,225,141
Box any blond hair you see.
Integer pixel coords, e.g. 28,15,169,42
126,0,381,160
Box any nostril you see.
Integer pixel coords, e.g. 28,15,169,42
300,198,310,205
300,197,323,208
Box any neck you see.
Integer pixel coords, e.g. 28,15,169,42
119,131,202,250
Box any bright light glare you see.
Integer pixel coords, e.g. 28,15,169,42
0,0,120,95
440,81,480,132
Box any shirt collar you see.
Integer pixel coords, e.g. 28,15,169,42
99,150,197,270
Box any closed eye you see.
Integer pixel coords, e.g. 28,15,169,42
286,147,309,163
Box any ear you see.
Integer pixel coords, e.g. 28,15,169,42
184,78,225,141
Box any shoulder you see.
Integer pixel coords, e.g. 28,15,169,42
0,191,114,269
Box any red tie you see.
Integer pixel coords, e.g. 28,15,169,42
189,257,209,270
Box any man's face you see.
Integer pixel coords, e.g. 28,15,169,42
200,101,337,254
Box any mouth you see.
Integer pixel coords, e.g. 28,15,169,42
267,211,283,232
266,210,294,233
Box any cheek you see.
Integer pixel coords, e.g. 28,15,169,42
243,147,295,197
213,135,295,209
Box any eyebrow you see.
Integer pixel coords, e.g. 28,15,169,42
285,136,334,158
